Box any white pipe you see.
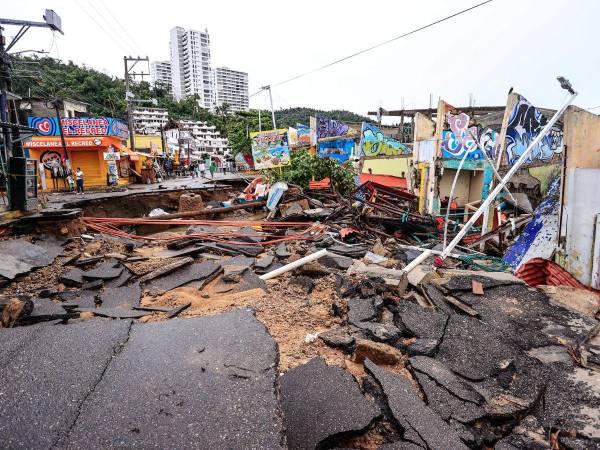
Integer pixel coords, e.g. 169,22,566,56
442,147,470,249
439,86,577,261
401,250,432,273
259,248,329,280
396,243,464,259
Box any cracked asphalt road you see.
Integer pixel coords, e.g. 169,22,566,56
0,309,282,450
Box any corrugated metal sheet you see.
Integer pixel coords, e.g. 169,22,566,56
515,257,593,291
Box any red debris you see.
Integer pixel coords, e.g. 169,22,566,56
308,177,331,189
515,258,597,292
339,227,360,241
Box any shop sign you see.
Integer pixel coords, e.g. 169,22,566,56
103,152,121,161
28,116,129,139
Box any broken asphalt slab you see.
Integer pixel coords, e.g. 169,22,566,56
364,359,470,450
0,320,131,450
0,237,64,280
63,309,283,449
98,284,141,309
81,260,124,281
281,357,379,450
144,260,221,295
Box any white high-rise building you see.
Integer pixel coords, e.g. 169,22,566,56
150,61,172,94
214,67,249,112
131,107,169,133
169,26,215,109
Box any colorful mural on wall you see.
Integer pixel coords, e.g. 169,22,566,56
297,124,311,145
440,112,498,160
503,177,560,270
250,129,291,170
317,116,351,139
359,123,410,157
318,139,355,164
505,95,563,166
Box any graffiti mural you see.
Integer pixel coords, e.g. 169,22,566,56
359,123,410,157
441,112,498,160
317,116,351,139
318,138,355,164
505,95,563,166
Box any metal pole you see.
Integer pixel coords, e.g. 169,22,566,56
258,108,262,132
442,147,470,248
124,57,136,153
438,83,577,262
266,86,276,129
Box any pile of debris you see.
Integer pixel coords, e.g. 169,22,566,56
0,181,599,450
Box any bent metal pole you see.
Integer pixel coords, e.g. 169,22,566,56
437,78,577,263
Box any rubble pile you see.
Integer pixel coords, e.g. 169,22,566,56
0,183,599,450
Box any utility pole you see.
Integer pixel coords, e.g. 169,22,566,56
123,56,150,154
261,85,276,129
0,9,63,210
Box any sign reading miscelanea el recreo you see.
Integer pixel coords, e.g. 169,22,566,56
28,117,129,139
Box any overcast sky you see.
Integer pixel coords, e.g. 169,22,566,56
4,0,600,122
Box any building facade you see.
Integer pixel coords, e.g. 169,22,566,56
130,107,169,134
214,67,249,112
169,26,214,108
150,61,172,95
174,119,230,156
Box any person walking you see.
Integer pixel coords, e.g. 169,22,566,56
75,167,85,194
199,161,206,178
209,162,216,179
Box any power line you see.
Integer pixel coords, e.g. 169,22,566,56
84,0,138,56
98,0,147,57
250,0,494,98
73,1,133,56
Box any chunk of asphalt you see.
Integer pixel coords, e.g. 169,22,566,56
64,309,283,449
319,327,355,351
409,356,483,404
216,242,264,257
103,267,132,288
395,300,448,341
379,441,427,449
406,339,439,357
221,255,256,268
422,284,454,315
442,275,522,292
289,275,315,293
81,279,104,290
0,237,63,280
27,298,70,322
411,371,485,424
156,245,205,259
436,314,519,381
255,255,274,269
98,284,141,309
364,359,469,450
275,243,292,258
0,320,131,449
59,268,86,287
353,321,402,343
347,297,379,324
82,261,124,281
320,253,354,270
281,357,379,450
77,307,150,319
213,270,266,294
145,261,221,295
58,290,96,308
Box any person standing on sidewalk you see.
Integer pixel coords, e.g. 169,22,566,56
75,167,85,194
209,162,216,179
